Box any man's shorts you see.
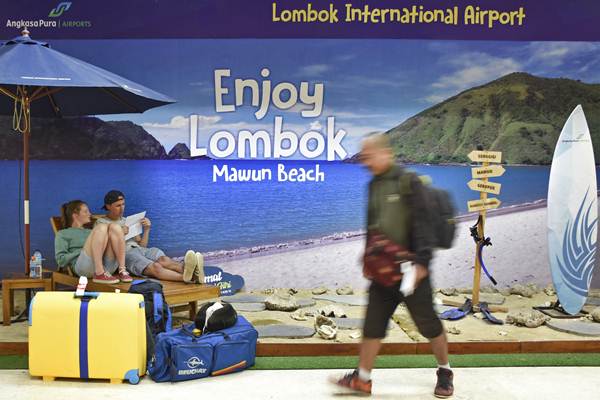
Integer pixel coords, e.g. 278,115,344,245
73,249,119,278
363,276,443,339
126,247,166,276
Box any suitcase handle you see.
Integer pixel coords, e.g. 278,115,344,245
74,291,100,300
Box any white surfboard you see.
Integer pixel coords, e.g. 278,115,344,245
547,105,597,315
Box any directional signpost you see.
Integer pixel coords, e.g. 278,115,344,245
467,198,501,213
467,149,504,305
467,179,502,195
471,165,506,179
468,150,502,163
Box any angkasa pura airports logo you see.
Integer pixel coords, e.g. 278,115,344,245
6,2,92,29
49,2,72,17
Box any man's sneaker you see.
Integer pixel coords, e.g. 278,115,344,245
117,269,133,283
434,368,454,398
329,370,372,396
92,271,119,284
194,252,205,284
183,250,197,283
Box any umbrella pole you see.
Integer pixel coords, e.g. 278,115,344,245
24,118,30,276
16,86,31,276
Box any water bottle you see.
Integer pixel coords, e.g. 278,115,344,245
30,250,42,278
29,255,36,278
35,250,43,278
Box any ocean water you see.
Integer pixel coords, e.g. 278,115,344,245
0,160,595,275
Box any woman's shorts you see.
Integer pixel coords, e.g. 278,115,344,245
73,249,119,278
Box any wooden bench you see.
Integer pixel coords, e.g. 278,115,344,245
50,216,219,319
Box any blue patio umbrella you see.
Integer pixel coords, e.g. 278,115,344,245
0,29,175,275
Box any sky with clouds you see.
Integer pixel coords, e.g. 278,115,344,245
49,39,600,158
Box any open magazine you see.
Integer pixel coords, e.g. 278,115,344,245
124,211,146,241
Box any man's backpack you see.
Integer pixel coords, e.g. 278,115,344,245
400,172,457,249
128,280,172,359
425,184,457,249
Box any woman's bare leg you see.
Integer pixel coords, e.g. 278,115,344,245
82,224,109,275
106,223,127,271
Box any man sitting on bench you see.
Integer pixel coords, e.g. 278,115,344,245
96,190,204,284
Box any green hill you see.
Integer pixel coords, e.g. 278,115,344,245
386,72,600,164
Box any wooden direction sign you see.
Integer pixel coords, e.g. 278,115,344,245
471,165,506,179
468,150,502,163
467,179,502,195
467,198,502,212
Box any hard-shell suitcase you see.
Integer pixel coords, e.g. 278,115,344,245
29,291,147,384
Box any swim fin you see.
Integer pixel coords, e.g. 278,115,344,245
439,298,473,321
478,302,504,325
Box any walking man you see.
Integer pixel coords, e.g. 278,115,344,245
331,134,453,398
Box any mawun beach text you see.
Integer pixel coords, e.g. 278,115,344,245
213,163,324,183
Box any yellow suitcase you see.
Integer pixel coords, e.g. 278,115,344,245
29,291,146,384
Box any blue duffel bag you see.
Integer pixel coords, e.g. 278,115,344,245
148,316,258,382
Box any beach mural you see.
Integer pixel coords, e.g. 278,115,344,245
1,39,600,291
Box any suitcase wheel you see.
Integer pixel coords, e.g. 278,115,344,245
42,376,55,383
124,369,140,385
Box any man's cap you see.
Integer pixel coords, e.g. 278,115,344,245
102,190,125,210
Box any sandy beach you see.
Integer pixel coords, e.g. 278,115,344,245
216,204,552,291
2,201,598,345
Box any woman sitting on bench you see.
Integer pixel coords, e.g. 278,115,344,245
55,200,132,284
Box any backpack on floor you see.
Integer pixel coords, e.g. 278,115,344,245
128,280,172,359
